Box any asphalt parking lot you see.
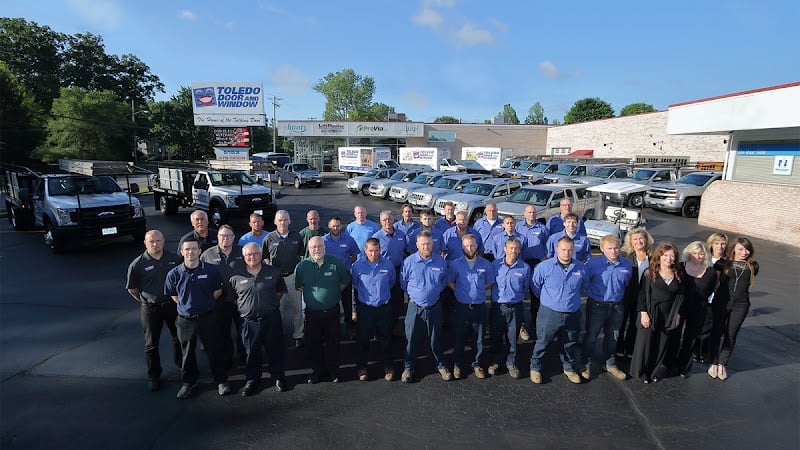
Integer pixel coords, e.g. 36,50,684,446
1,174,798,449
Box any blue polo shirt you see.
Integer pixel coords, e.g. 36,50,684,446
434,216,456,235
405,227,444,255
164,262,224,316
584,256,633,303
473,217,504,254
446,256,495,304
491,257,531,304
491,231,528,261
532,257,588,313
546,215,588,237
237,231,267,249
373,228,407,268
400,252,448,307
515,221,549,261
346,220,380,255
322,232,360,270
351,257,396,307
546,231,592,263
441,227,484,261
394,219,421,237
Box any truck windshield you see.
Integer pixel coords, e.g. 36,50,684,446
388,172,407,181
555,165,576,175
443,158,459,165
48,176,121,196
209,172,257,186
677,173,714,186
518,161,535,170
432,178,459,189
592,167,616,178
364,169,379,177
410,174,429,184
461,183,493,196
531,163,550,173
500,160,516,169
291,163,312,171
507,188,550,206
383,160,400,168
630,169,656,181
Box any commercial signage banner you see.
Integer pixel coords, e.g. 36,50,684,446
278,121,424,137
191,82,265,126
213,147,250,160
211,127,251,147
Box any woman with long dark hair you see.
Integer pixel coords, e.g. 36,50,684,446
630,243,685,383
675,241,717,377
707,237,759,381
616,228,654,359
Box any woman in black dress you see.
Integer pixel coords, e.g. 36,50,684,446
675,241,717,376
617,228,654,358
708,237,759,381
695,232,728,363
630,243,685,383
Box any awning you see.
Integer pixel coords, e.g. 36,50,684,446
567,149,594,157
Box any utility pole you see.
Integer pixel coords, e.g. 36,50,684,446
271,95,282,153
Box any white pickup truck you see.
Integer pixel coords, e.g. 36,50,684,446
496,184,600,223
645,171,722,218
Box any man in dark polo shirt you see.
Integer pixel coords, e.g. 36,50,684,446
177,210,218,255
126,229,182,392
229,243,288,396
295,236,350,384
165,237,230,399
262,209,305,348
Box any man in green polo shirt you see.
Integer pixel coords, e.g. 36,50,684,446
295,236,351,383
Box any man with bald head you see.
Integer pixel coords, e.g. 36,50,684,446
127,229,183,392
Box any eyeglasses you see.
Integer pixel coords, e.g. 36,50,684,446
219,234,235,239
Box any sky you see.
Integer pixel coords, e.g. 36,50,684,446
3,0,799,124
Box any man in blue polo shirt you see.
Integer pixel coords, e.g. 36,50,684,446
394,204,421,240
323,216,360,338
400,231,451,383
473,202,503,262
491,216,528,262
374,211,407,333
489,237,530,379
346,205,379,255
434,201,457,234
546,197,588,236
581,235,632,381
530,236,589,385
515,205,549,342
164,237,229,399
405,210,444,256
352,238,397,382
546,213,592,263
447,234,495,379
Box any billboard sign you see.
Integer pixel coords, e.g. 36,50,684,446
211,127,251,147
278,121,424,137
191,82,265,126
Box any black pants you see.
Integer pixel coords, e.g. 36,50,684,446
341,282,354,327
305,307,341,377
617,296,639,357
710,301,750,366
176,311,228,385
524,259,542,338
140,301,182,380
675,304,706,372
241,311,285,381
216,301,246,369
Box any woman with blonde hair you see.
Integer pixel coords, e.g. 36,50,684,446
707,237,759,380
616,228,654,358
696,232,728,362
630,242,685,383
675,241,717,377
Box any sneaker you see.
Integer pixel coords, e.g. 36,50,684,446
401,370,413,383
707,364,719,379
358,369,368,381
717,365,728,381
581,365,592,380
473,367,487,379
384,370,394,382
241,380,257,397
218,382,232,396
147,378,160,392
519,326,531,341
438,367,453,381
564,371,582,384
453,367,463,379
606,366,628,380
530,370,542,384
488,363,500,376
507,365,521,379
176,382,197,399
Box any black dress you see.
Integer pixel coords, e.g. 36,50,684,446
630,269,685,381
674,263,717,373
617,252,648,357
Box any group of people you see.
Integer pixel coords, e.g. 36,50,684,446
125,199,758,399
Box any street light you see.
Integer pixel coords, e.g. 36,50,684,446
131,99,150,164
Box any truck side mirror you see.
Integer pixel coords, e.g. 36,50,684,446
653,177,662,182
550,200,560,208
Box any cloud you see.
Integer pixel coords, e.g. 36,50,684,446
539,60,570,80
489,18,508,33
403,90,428,109
412,7,444,29
453,22,495,47
271,65,312,95
70,0,123,29
260,2,316,25
177,9,198,21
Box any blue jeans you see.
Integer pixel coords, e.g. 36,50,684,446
530,305,581,373
582,299,624,370
356,302,393,371
404,301,445,372
241,310,285,381
490,302,523,367
453,302,487,369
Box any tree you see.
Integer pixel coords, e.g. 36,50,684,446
564,97,614,124
433,116,460,123
0,62,46,162
620,102,655,116
34,88,131,162
148,87,211,161
0,18,64,110
498,104,520,124
313,68,375,120
351,102,395,121
524,102,546,125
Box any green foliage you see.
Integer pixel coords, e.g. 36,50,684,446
564,98,615,124
351,102,395,121
0,18,64,110
498,104,520,124
148,87,211,161
433,116,460,123
34,88,131,161
0,62,46,162
524,102,546,125
619,102,655,116
313,68,376,120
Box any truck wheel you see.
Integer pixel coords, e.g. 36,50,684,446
361,185,370,196
294,178,301,189
44,222,64,254
210,204,227,228
277,176,284,186
629,193,643,208
469,208,484,226
681,198,700,218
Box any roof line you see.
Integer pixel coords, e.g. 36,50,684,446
668,81,800,108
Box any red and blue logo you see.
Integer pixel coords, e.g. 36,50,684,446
193,87,216,107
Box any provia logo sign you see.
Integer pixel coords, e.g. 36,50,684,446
287,124,307,133
193,87,216,107
357,125,384,132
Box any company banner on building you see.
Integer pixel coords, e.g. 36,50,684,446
278,120,425,138
213,147,250,160
211,127,251,147
191,82,266,126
